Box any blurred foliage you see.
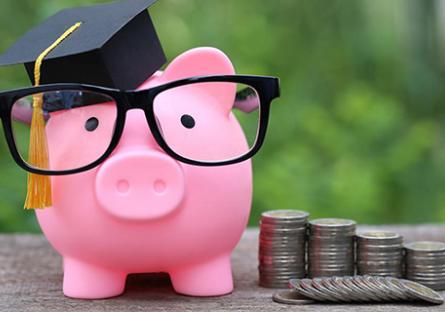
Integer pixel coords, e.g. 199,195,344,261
0,0,445,232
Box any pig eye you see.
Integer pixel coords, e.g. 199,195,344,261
181,114,195,129
85,117,99,132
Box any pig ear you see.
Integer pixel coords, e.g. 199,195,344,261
162,47,236,111
11,99,33,125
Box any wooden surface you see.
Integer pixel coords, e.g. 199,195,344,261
1,225,445,311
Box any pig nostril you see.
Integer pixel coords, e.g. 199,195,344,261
116,180,130,194
153,180,167,194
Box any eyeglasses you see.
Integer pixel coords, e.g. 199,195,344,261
0,75,280,175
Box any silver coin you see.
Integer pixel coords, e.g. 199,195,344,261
364,275,402,301
259,271,306,277
357,260,402,267
406,262,445,269
358,270,403,277
289,279,324,301
309,252,354,258
357,255,403,261
356,231,402,242
309,251,354,256
272,289,314,305
359,275,394,301
259,266,305,272
409,283,445,291
359,271,403,276
260,228,307,235
260,237,305,243
259,258,304,265
352,276,391,301
358,247,403,254
310,218,356,226
309,256,354,262
404,280,445,287
260,220,307,227
310,234,356,239
261,210,309,221
300,278,338,302
311,277,349,301
405,241,445,253
340,276,379,301
259,246,304,252
259,249,301,255
259,254,304,260
406,273,445,280
357,248,403,254
357,263,403,269
399,279,444,305
309,262,354,268
260,263,305,270
260,242,304,249
310,232,355,237
320,277,360,302
369,277,405,300
379,277,410,300
260,219,307,225
406,271,445,277
406,258,445,265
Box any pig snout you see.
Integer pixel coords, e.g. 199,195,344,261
95,150,185,221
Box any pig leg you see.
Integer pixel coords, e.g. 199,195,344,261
63,257,127,299
169,254,233,296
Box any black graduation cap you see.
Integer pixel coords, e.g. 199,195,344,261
0,0,166,90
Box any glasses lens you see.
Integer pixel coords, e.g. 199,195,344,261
153,81,260,163
11,90,117,172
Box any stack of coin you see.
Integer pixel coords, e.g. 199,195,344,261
285,276,443,305
405,241,445,291
308,218,356,277
356,231,403,277
258,210,309,288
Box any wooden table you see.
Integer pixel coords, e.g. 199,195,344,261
1,225,445,311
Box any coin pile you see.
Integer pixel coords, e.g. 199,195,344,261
258,210,308,288
284,276,443,305
308,218,356,277
405,241,445,291
356,231,403,277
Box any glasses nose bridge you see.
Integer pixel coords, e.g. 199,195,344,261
119,90,159,143
124,90,151,111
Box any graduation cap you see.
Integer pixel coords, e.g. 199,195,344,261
0,0,166,90
0,0,166,209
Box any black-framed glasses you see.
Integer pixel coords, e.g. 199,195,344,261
0,75,280,175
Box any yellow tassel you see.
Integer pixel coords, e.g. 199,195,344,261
24,22,82,209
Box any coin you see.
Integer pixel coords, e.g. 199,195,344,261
312,277,349,301
300,278,338,302
399,279,444,305
261,210,309,222
258,210,309,288
321,277,360,302
404,240,445,290
356,231,403,278
272,289,314,305
307,218,355,278
352,276,391,301
405,241,445,253
364,275,401,301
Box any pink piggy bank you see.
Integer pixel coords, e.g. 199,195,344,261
36,47,254,299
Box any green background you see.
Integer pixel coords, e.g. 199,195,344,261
0,0,444,232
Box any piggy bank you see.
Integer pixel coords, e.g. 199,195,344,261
35,47,253,299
